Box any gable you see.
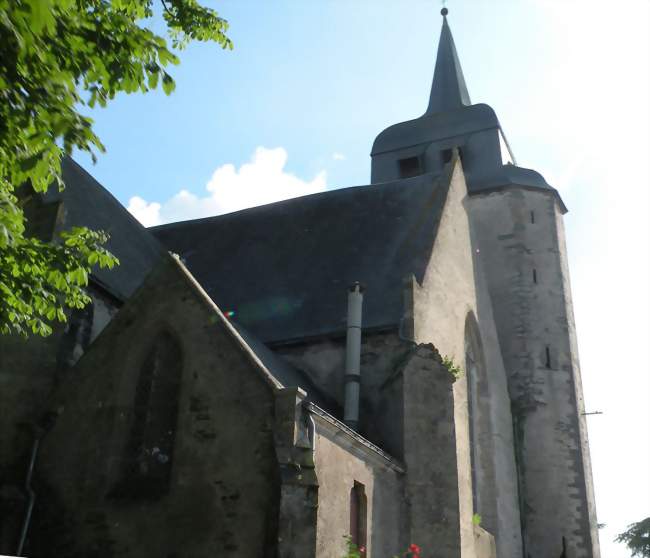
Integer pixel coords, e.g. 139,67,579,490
33,254,286,557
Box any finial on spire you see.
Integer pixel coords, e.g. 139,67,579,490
426,7,471,115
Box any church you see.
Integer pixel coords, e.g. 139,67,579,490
0,10,600,558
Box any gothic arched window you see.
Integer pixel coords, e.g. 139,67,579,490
113,330,182,499
465,318,482,515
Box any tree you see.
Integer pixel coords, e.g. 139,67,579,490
0,0,232,336
616,517,650,558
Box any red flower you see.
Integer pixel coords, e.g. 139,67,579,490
408,543,421,557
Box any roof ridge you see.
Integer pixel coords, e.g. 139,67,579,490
148,172,442,231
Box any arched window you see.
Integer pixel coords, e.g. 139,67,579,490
465,316,485,516
112,330,182,499
349,481,367,554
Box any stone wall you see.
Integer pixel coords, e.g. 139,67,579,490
273,331,414,454
400,344,462,558
273,159,524,557
310,408,404,558
472,524,497,558
23,256,281,558
412,160,523,557
0,284,119,555
468,188,600,557
274,388,319,558
0,326,63,554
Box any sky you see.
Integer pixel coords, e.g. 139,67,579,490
72,1,649,555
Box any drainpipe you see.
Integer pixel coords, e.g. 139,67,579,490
344,282,364,430
16,432,41,557
16,412,56,557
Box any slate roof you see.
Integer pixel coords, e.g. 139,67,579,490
426,13,471,115
372,103,499,156
43,158,166,300
232,322,338,414
151,170,452,344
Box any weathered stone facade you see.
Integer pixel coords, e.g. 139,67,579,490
0,283,120,553
25,257,282,558
0,9,598,558
468,189,600,557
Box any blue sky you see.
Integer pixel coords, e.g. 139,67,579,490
73,1,649,555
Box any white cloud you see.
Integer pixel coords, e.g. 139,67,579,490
332,152,346,161
127,146,327,227
127,196,162,228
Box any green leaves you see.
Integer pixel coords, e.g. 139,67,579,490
23,0,57,35
162,72,175,95
615,517,650,558
161,0,234,51
0,0,231,336
442,355,463,380
0,226,119,337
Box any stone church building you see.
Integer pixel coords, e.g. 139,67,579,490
1,11,600,558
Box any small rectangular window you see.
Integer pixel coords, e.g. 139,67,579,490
533,269,537,283
398,156,421,178
545,346,551,369
350,482,367,554
530,211,535,224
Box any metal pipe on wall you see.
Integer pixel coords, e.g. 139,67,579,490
16,412,56,557
16,435,41,557
344,282,364,430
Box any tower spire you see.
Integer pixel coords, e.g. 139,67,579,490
426,8,471,115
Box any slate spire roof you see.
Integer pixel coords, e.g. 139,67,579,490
371,9,566,211
426,10,471,115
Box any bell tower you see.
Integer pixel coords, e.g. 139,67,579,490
372,9,601,557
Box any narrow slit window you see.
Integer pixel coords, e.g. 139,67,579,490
545,346,551,369
530,211,535,224
350,482,367,554
533,269,537,283
398,156,421,178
